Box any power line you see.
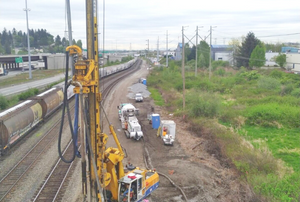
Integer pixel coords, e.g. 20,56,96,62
257,33,300,38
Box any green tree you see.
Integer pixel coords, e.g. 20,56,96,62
249,44,266,68
0,36,4,54
265,42,284,52
188,45,196,61
4,42,11,54
76,39,83,49
61,37,68,47
198,53,206,68
184,43,191,62
197,41,210,68
55,35,61,46
275,53,287,68
236,32,261,69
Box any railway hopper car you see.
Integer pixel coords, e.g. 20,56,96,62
54,82,75,100
0,100,43,155
29,88,64,118
99,67,107,78
0,59,138,155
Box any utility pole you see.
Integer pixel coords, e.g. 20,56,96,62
66,0,74,75
166,30,168,67
182,26,185,110
24,0,32,79
156,37,159,63
195,26,198,76
209,26,212,80
209,26,217,80
146,39,149,59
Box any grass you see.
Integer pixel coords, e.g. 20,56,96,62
240,125,300,171
146,64,300,201
148,87,164,106
0,69,64,88
0,88,40,110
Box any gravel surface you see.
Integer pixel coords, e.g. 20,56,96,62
127,83,151,99
7,112,73,202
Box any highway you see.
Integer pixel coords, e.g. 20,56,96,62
0,73,65,97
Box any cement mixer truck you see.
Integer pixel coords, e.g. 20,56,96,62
118,103,143,140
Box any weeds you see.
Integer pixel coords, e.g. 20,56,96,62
18,88,39,100
0,95,8,110
147,65,300,201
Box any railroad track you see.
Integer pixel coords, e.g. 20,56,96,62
0,104,75,202
30,59,142,201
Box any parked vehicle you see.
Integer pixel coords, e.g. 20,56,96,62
135,93,143,102
118,103,131,120
157,120,176,145
118,103,143,140
0,64,8,76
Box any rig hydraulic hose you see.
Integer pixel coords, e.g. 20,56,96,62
58,52,77,163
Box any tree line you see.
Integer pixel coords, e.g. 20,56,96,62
177,32,287,69
0,28,82,55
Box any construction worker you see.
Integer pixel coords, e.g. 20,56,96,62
163,127,167,136
123,184,133,201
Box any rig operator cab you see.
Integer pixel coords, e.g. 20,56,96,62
118,169,159,202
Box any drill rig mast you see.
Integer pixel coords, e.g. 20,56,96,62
64,1,159,201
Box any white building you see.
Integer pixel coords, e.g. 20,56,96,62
265,52,279,66
286,53,300,72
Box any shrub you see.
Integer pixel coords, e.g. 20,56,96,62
257,76,280,90
280,83,294,96
239,70,260,80
0,95,8,110
212,60,229,70
18,88,39,100
214,68,226,76
246,103,300,128
269,69,284,79
186,91,220,118
291,88,300,98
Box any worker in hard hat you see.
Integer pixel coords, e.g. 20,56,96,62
163,127,167,136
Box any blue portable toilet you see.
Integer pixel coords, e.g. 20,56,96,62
142,79,147,85
151,114,160,129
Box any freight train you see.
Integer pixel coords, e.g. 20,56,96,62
0,58,137,155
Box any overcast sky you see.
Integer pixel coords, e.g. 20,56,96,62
1,0,299,50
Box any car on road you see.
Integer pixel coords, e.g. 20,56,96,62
135,93,143,102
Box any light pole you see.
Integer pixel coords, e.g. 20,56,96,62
24,0,32,79
146,39,149,58
166,30,169,67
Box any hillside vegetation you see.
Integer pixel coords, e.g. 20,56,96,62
147,60,300,201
